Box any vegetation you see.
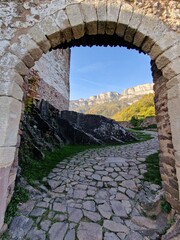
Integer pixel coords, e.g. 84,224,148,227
21,129,154,185
24,69,40,113
130,116,143,128
161,218,174,235
128,129,153,141
161,199,172,213
143,152,162,185
20,144,103,185
112,93,155,121
86,101,126,118
4,185,29,224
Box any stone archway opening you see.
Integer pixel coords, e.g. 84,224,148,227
1,0,180,231
60,33,178,209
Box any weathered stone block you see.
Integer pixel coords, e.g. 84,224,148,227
0,147,16,168
176,166,180,199
39,16,62,48
0,68,23,101
106,0,121,35
116,3,133,37
167,83,180,101
164,182,179,200
95,0,106,34
0,165,11,230
150,30,180,60
175,152,180,167
65,3,85,39
141,21,167,53
168,97,180,151
165,193,180,211
0,97,22,147
77,222,102,240
81,1,97,35
0,53,29,76
19,35,43,62
166,75,180,90
0,81,23,101
0,40,10,57
163,57,180,80
10,42,35,68
133,15,159,49
55,10,73,42
124,11,143,43
156,42,180,70
28,25,51,53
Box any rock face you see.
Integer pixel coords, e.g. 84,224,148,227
70,83,154,117
61,110,134,144
20,100,135,162
121,83,154,97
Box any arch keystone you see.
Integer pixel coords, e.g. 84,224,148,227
124,10,143,43
95,0,106,34
116,3,133,37
106,0,121,35
65,3,85,39
81,1,97,35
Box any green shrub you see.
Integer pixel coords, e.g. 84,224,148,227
161,199,172,213
144,152,162,186
4,185,29,224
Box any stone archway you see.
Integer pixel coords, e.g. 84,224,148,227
0,0,180,230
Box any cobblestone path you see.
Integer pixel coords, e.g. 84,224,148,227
8,131,165,240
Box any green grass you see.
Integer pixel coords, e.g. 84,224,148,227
4,184,29,224
21,130,153,185
128,129,153,142
144,152,162,186
21,145,103,185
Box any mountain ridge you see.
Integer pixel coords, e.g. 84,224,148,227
70,83,154,118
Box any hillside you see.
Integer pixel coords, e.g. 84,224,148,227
112,93,155,121
70,83,154,118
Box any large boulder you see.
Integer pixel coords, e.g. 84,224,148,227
61,110,135,144
20,100,135,162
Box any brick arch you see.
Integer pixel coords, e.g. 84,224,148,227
0,0,180,230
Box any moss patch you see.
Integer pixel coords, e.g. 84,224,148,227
4,185,29,224
144,152,162,186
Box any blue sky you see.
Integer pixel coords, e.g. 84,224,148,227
70,46,152,100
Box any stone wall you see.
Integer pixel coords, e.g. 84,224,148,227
0,0,180,232
34,48,70,111
152,61,180,210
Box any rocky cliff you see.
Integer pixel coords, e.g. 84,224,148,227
70,83,154,117
20,100,135,162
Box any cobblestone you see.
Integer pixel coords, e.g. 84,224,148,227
7,131,168,239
